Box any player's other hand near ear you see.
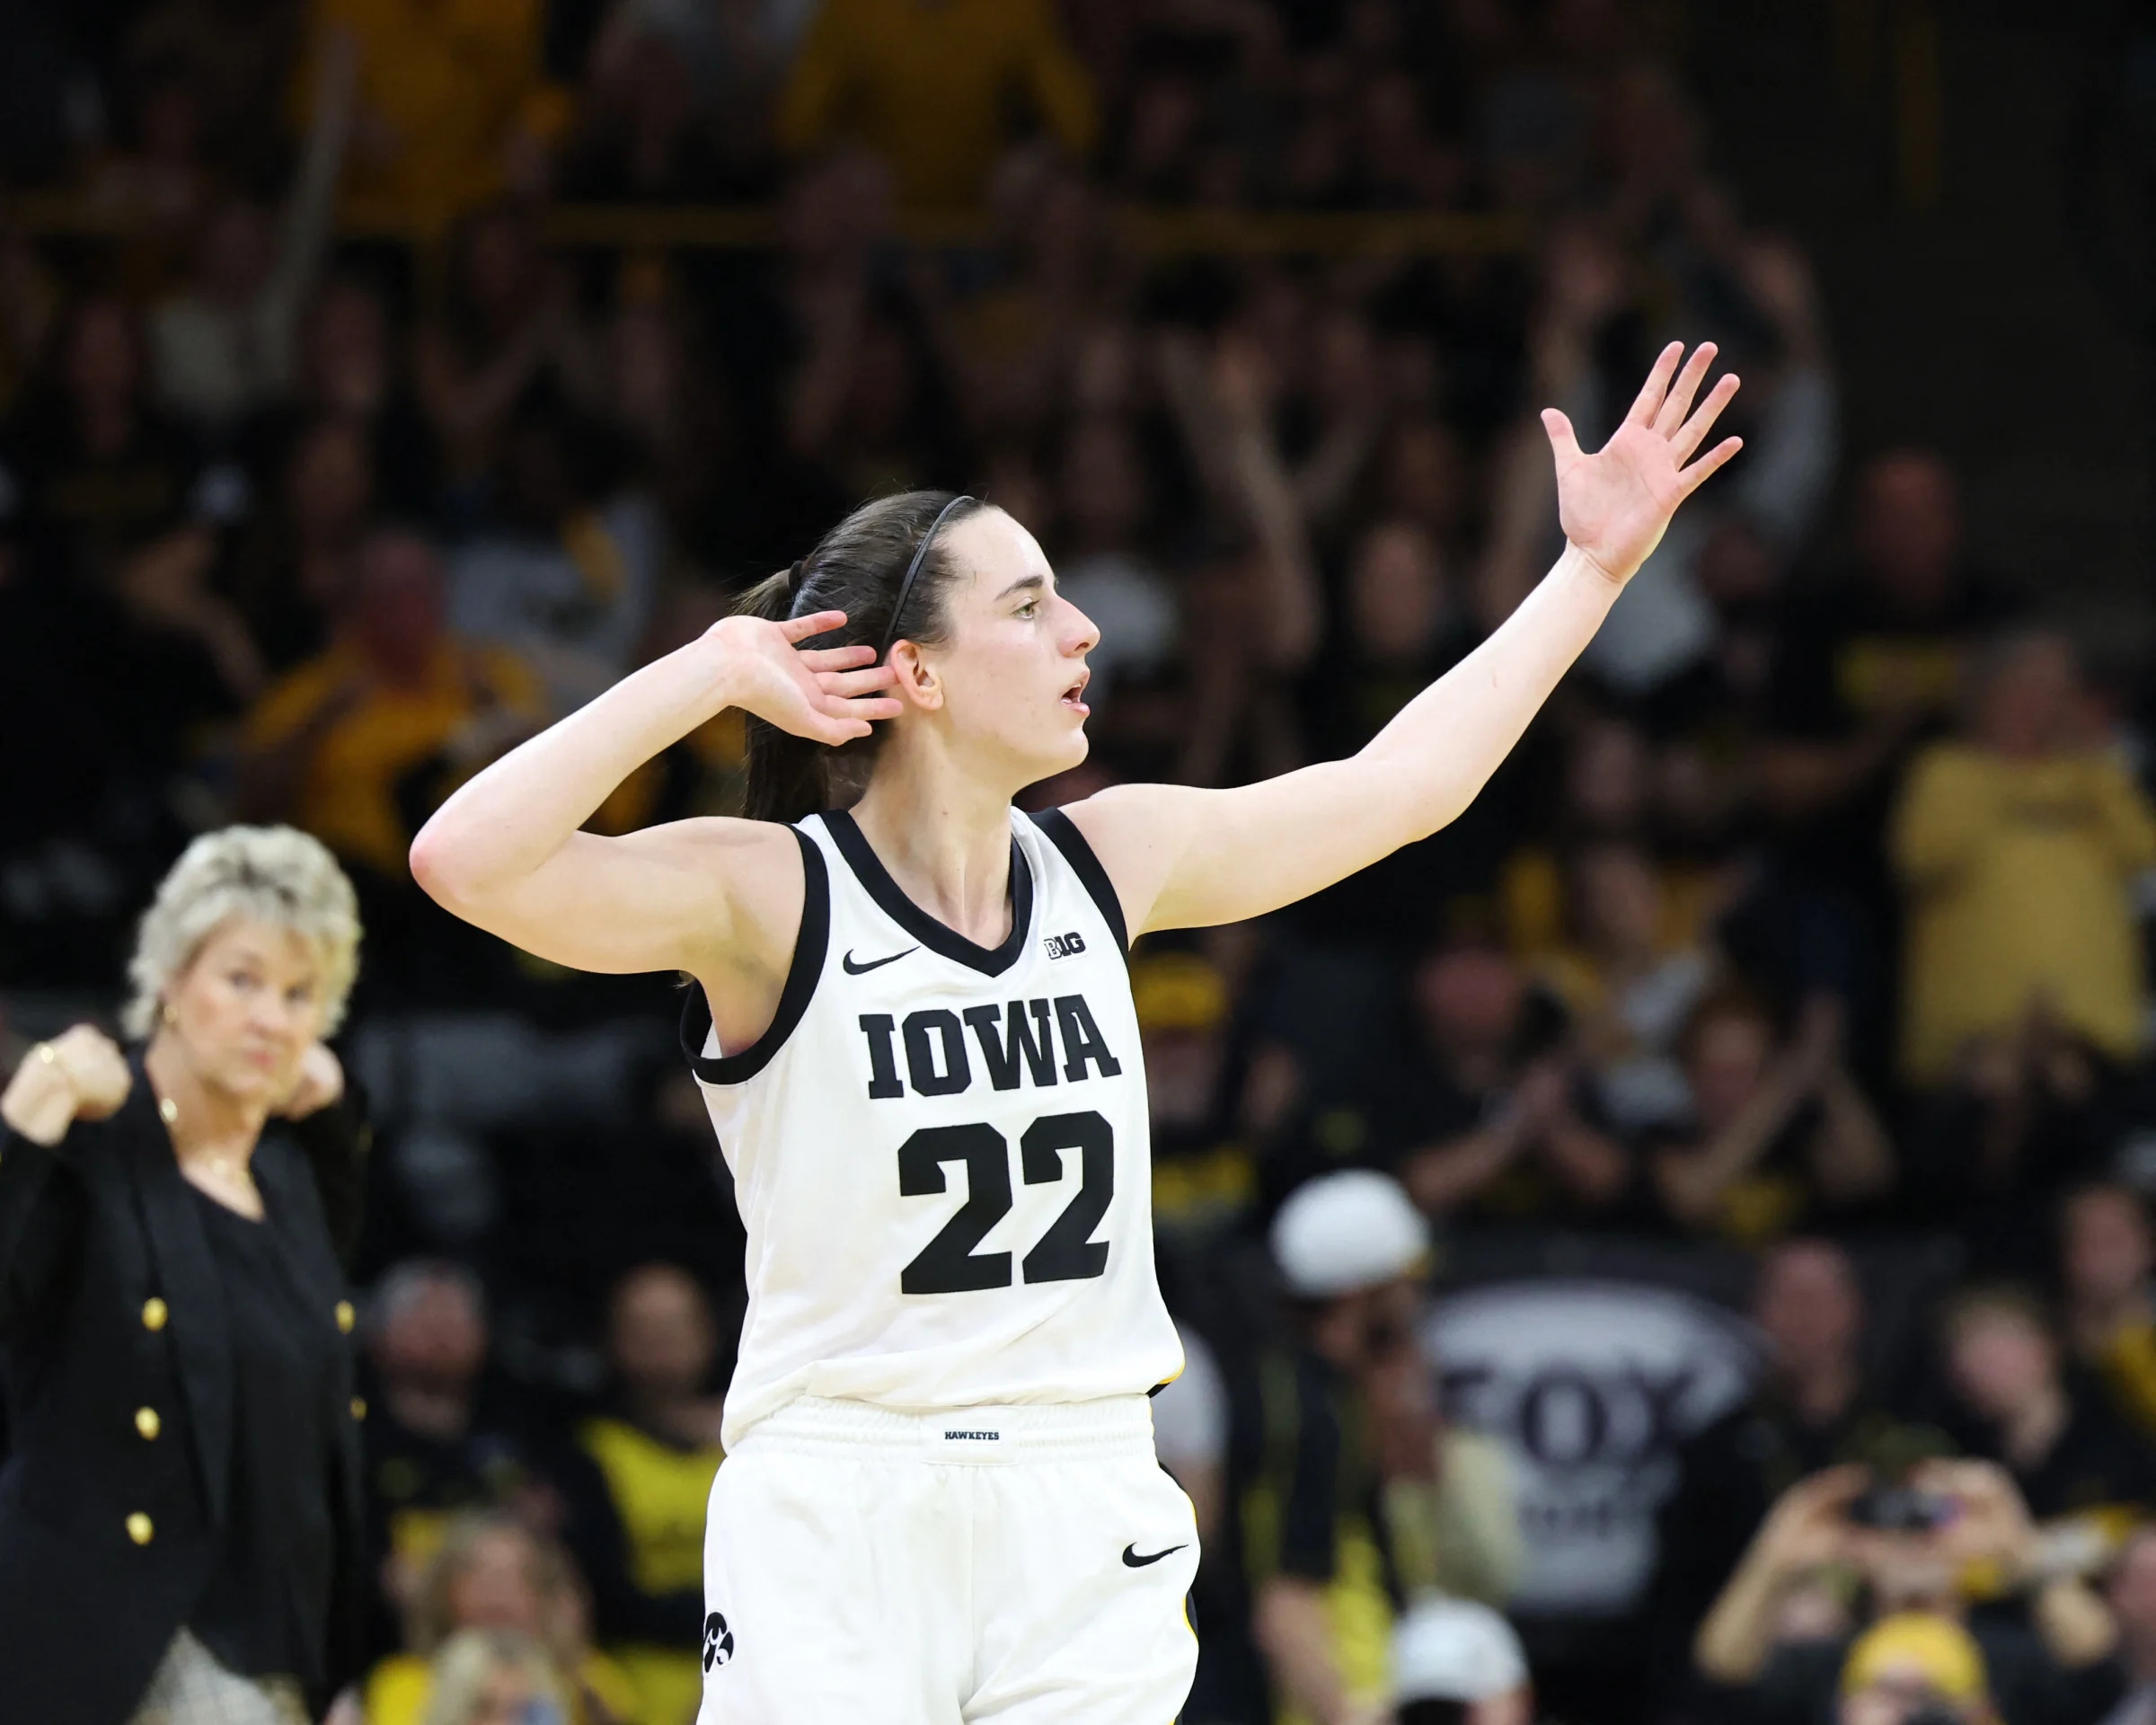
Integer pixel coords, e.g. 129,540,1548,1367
704,609,904,746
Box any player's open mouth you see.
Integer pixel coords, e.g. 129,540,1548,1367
1061,672,1091,715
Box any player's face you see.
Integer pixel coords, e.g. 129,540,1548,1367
915,507,1100,784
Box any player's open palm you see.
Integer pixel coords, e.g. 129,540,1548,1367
706,610,903,746
1542,341,1743,585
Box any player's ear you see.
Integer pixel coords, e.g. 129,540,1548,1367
887,640,944,711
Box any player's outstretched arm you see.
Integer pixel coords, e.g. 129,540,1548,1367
408,610,900,977
1065,341,1743,938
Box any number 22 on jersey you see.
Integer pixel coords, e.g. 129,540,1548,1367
897,1112,1114,1295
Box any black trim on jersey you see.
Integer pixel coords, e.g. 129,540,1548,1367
680,827,830,1084
1032,808,1129,954
822,808,1035,978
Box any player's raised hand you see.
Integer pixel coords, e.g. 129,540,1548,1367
1541,341,1743,585
708,610,904,746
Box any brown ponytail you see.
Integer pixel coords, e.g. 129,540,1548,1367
738,490,985,825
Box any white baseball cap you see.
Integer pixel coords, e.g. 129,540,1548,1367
1268,1170,1430,1297
1392,1597,1529,1703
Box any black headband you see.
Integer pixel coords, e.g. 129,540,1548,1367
877,495,973,663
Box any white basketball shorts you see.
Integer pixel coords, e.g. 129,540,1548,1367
695,1394,1200,1724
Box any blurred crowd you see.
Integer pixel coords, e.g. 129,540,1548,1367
3,2,2156,1724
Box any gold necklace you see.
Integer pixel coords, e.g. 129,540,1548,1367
157,1095,257,1185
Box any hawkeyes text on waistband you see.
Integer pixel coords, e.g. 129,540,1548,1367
731,1394,1156,1461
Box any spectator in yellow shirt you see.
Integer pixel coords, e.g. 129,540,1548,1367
1892,632,2156,1084
359,1511,637,1725
778,0,1096,208
296,0,571,233
561,1265,729,1725
236,524,544,883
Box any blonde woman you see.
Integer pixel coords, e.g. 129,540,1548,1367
0,826,368,1725
361,1511,636,1725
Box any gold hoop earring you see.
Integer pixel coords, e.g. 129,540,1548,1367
162,1003,178,1027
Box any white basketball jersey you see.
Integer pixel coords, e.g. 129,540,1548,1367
686,807,1183,1449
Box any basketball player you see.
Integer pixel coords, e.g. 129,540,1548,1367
409,342,1742,1722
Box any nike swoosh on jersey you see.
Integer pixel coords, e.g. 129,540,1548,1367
842,946,919,975
1121,1543,1188,1568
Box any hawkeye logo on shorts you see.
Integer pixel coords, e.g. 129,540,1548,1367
703,1611,735,1672
1043,931,1086,959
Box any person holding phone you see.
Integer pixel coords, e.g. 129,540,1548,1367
1694,1459,2122,1725
415,1630,570,1725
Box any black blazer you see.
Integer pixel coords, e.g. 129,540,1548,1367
0,1057,370,1725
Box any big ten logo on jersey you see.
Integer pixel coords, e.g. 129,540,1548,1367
854,997,1121,1101
1043,930,1086,959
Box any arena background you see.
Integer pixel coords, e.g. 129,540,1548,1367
2,2,2154,1723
